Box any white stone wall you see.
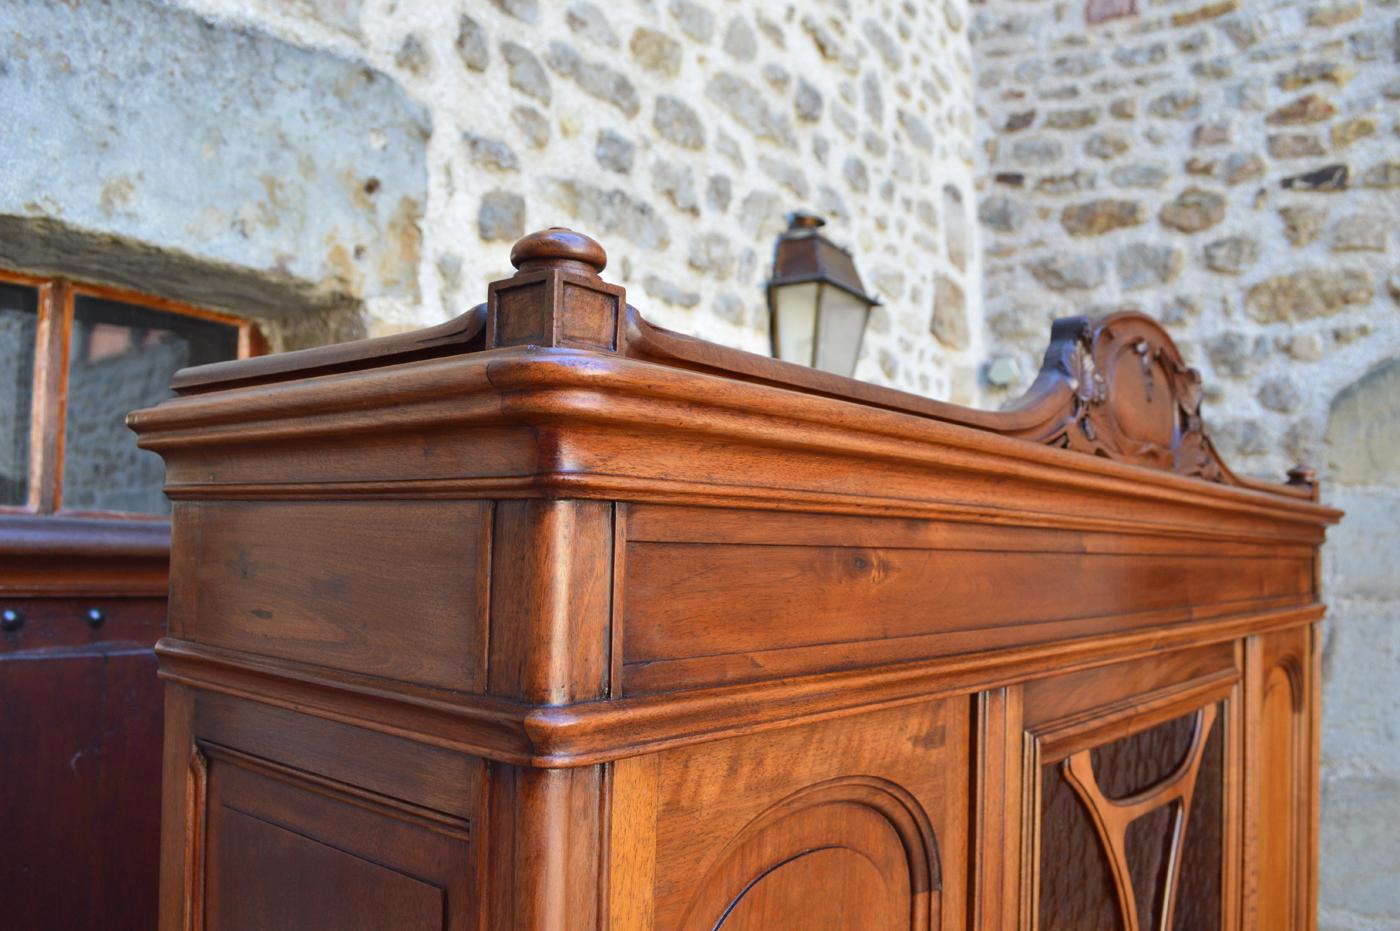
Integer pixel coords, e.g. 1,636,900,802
971,0,1400,478
1322,361,1400,931
971,0,1400,924
168,0,985,399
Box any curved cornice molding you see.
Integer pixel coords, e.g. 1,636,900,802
146,227,1311,500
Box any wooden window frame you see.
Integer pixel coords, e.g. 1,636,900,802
2,268,264,521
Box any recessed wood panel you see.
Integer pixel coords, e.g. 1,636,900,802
210,807,444,930
194,692,484,819
1023,641,1236,730
203,751,475,931
622,518,1309,690
709,843,905,930
0,642,163,931
170,500,489,691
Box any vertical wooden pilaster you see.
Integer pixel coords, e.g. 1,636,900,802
157,683,198,931
483,499,614,931
476,228,626,930
1241,623,1314,931
973,686,1025,931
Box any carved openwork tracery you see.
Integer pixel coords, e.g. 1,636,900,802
1059,705,1219,931
1029,314,1227,483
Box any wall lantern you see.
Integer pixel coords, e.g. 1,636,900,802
766,213,880,377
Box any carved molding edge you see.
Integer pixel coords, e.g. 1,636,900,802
183,747,208,931
676,775,942,931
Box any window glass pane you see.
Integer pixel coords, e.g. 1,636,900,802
63,296,238,515
0,284,38,506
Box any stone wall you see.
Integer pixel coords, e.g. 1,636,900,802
972,0,1400,477
3,0,984,399
972,0,1400,925
1322,360,1400,930
0,0,432,349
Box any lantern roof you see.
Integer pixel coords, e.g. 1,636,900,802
768,213,880,306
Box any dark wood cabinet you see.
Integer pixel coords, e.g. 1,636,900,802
130,229,1340,931
0,518,169,931
1,274,253,929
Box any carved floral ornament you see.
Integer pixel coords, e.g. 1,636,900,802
1031,313,1227,483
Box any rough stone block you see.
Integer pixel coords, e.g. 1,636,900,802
1327,359,1400,485
1245,268,1372,322
1116,242,1183,289
1028,253,1107,291
1321,602,1400,769
1062,199,1148,236
1159,187,1226,233
1266,93,1338,125
1279,205,1328,246
1320,776,1400,921
931,275,970,349
0,0,428,309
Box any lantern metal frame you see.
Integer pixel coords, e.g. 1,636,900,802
765,213,881,377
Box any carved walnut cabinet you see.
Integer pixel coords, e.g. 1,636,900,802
129,230,1340,931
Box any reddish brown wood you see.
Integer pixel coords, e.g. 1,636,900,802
1242,625,1315,931
202,747,474,931
128,228,1340,930
0,626,164,930
0,269,262,931
27,278,71,513
169,500,491,689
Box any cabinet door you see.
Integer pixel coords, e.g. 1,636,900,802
1012,643,1242,931
607,699,968,931
1241,625,1318,931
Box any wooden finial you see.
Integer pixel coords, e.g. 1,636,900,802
510,227,607,276
488,227,625,352
1287,464,1317,487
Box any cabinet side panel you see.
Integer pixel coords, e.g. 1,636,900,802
170,501,490,692
202,754,476,931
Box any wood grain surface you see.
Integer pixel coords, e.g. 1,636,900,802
126,228,1337,930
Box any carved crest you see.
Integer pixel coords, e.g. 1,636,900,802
1029,312,1228,482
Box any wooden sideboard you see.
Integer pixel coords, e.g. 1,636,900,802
129,229,1341,931
0,516,167,930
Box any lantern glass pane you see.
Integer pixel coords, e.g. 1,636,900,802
773,282,819,366
814,286,870,376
